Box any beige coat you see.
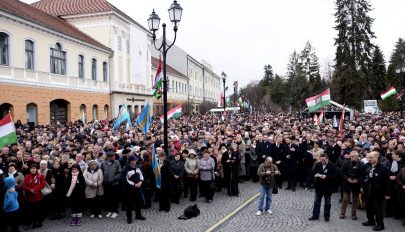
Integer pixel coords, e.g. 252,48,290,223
83,168,104,198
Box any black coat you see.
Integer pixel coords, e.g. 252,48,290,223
340,160,366,193
65,173,85,206
327,144,341,164
363,162,390,199
313,162,337,194
51,167,66,198
221,151,241,176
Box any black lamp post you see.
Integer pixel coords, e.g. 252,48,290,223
221,72,227,113
148,0,183,155
233,81,238,111
396,65,405,118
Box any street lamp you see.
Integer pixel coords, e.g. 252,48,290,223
396,65,405,118
148,1,183,156
221,72,227,113
233,81,238,112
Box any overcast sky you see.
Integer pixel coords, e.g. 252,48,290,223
25,0,405,89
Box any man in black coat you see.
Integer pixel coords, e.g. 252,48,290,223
326,139,341,164
385,150,404,218
271,136,286,189
285,138,301,191
339,151,365,220
362,151,390,231
308,153,337,222
121,155,145,224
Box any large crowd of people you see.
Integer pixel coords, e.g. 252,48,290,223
0,111,405,231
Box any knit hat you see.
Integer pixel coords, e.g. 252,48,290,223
128,155,138,163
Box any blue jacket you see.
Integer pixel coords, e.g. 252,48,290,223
3,176,19,213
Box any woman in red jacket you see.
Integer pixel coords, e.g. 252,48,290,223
22,164,46,230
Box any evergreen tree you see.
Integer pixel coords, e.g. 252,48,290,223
287,50,307,108
300,41,322,94
369,46,386,99
269,74,287,106
259,65,274,87
333,0,375,109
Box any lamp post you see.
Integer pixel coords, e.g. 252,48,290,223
233,81,238,112
396,65,405,118
221,72,227,113
148,0,183,156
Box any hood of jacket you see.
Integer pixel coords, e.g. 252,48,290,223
4,176,15,190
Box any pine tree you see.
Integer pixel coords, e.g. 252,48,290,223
300,41,322,94
287,50,307,108
369,46,386,99
259,65,274,87
333,0,375,109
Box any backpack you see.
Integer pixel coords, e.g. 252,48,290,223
178,204,200,220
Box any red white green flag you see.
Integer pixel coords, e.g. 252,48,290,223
153,57,163,100
339,107,345,138
314,110,324,126
306,89,331,112
380,87,397,100
0,114,17,148
160,105,182,123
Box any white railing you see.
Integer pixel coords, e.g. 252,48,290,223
0,66,110,92
110,81,152,95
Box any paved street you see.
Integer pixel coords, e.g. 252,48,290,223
38,182,403,232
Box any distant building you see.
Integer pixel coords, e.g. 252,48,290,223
0,0,112,125
32,0,154,119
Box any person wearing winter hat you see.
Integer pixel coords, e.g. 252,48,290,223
184,149,199,201
83,160,104,219
3,176,20,232
65,163,86,226
121,155,146,224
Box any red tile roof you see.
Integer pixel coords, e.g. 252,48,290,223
31,0,150,34
1,0,111,52
152,57,187,79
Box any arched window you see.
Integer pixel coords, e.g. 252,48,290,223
103,62,108,82
92,105,98,120
80,104,86,123
78,55,84,78
91,58,97,80
50,43,66,75
26,103,37,125
0,32,9,65
25,40,34,69
104,105,109,119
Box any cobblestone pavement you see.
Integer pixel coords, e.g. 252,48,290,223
36,182,403,232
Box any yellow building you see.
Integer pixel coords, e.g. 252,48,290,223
0,0,112,125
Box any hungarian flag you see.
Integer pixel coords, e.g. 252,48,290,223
226,97,231,107
217,94,224,107
0,114,17,148
153,57,163,100
160,105,182,123
396,89,405,100
306,89,331,112
380,87,397,100
313,114,318,122
237,97,243,107
314,110,324,126
339,107,345,138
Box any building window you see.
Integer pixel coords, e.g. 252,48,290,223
91,58,97,80
104,105,109,119
0,33,9,66
92,105,98,120
126,40,130,54
78,55,84,78
103,62,108,82
50,43,66,75
25,40,34,69
118,36,122,51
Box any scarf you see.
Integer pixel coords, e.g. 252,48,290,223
66,171,79,197
391,160,398,173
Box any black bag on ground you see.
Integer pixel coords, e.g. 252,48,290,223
178,204,200,220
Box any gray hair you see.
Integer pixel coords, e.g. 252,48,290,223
265,157,273,162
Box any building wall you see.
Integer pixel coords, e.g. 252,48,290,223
0,84,110,124
0,11,111,124
65,13,153,117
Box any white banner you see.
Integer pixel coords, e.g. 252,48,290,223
364,100,379,114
